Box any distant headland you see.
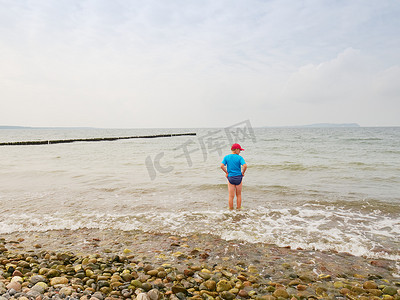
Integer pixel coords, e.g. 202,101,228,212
263,123,361,128
0,126,29,129
301,123,360,128
0,126,94,129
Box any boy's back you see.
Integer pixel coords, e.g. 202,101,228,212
222,154,245,177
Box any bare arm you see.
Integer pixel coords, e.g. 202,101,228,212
220,163,228,177
242,164,247,176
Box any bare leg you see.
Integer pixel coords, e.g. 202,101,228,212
228,182,236,210
236,182,243,209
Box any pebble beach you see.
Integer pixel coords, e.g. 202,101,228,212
1,229,399,300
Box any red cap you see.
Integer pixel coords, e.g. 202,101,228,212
231,143,244,151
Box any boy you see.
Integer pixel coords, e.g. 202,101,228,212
220,143,247,210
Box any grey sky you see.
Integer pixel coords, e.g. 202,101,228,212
1,0,399,127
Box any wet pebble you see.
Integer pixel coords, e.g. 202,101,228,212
273,288,289,298
382,286,398,296
6,281,21,292
137,292,150,300
0,232,399,300
30,275,46,284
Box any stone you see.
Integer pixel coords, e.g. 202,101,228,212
98,275,109,281
31,283,46,294
235,281,243,289
148,288,160,300
111,282,123,289
172,285,188,295
243,281,252,287
273,288,289,299
12,270,23,277
121,273,133,282
152,278,164,288
137,292,151,300
175,292,186,300
86,269,94,277
363,281,378,290
238,289,248,298
97,280,110,288
382,286,398,296
8,288,17,296
142,282,152,291
176,274,185,281
248,266,258,273
288,279,301,286
157,271,167,278
92,292,104,300
30,275,47,284
11,276,23,283
340,288,351,295
6,281,22,292
369,289,383,296
199,272,212,280
318,274,331,281
221,291,235,300
370,260,390,269
47,269,60,278
217,280,232,292
297,284,307,291
59,286,73,296
100,286,112,294
50,277,69,286
204,280,216,291
131,279,143,288
122,289,132,298
147,270,159,276
334,281,345,289
27,289,41,298
18,260,30,268
299,274,314,283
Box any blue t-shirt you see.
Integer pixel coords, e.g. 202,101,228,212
221,154,246,177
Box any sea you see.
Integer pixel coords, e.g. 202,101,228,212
0,125,399,263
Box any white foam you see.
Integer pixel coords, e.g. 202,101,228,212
1,206,399,261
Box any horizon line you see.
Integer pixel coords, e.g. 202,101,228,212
1,124,400,129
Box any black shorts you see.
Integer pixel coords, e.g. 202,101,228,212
227,175,243,185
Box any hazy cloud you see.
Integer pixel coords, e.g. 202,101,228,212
0,0,399,127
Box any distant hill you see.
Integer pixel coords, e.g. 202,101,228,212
263,123,361,128
302,123,360,128
0,125,30,129
0,125,94,129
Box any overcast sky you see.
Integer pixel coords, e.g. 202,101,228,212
1,0,399,128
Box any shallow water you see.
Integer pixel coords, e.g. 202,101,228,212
0,126,399,261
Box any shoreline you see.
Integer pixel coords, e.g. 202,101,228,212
1,228,399,299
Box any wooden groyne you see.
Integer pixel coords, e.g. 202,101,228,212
0,132,196,146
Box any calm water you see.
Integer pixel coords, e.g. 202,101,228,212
0,127,399,261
